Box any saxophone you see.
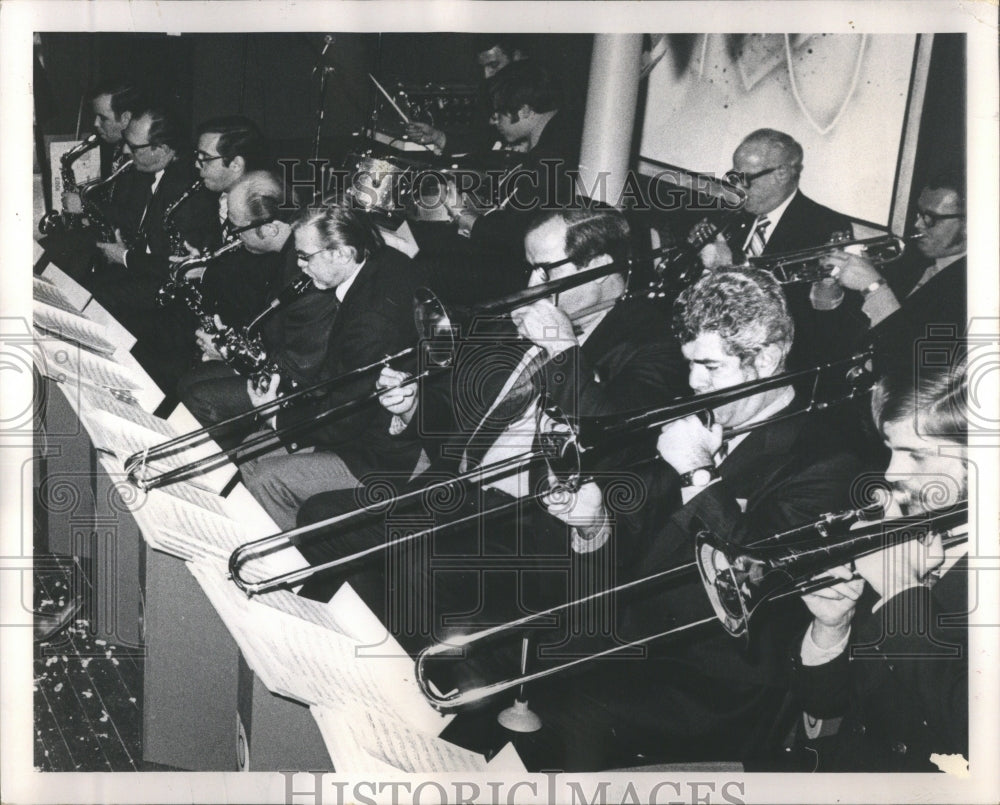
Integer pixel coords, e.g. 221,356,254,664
38,134,102,235
162,178,206,256
156,237,245,308
214,275,314,389
76,158,135,242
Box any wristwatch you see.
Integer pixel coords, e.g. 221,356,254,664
679,465,720,487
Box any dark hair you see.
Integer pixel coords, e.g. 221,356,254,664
196,115,267,171
294,201,384,262
90,80,144,118
136,105,189,154
472,35,527,61
924,168,966,211
488,60,561,117
871,354,968,444
528,206,632,268
673,268,794,366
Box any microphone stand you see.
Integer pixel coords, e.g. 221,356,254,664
312,35,335,162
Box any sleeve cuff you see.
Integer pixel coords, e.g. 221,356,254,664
861,284,902,327
570,513,611,554
389,414,409,436
800,620,850,666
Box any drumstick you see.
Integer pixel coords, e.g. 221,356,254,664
368,73,410,124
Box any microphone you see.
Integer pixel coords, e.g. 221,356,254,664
320,34,333,56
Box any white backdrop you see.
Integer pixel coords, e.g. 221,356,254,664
640,33,919,227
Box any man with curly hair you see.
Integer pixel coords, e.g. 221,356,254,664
538,267,870,769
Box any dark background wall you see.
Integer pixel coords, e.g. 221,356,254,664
34,32,594,165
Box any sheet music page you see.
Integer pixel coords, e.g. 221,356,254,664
39,264,92,311
310,704,399,774
348,708,487,773
33,275,82,314
34,338,139,391
80,387,175,437
33,300,117,357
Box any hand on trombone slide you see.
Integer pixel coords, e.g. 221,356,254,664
248,371,282,428
376,365,418,426
510,299,577,356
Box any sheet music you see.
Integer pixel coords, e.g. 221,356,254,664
310,704,398,773
157,481,229,518
80,387,175,437
348,708,487,773
141,491,246,557
34,301,118,357
35,339,139,391
40,264,92,311
33,276,82,314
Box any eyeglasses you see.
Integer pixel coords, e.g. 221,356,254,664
124,139,156,152
727,164,790,187
915,208,965,227
226,218,277,237
296,246,330,263
195,151,226,166
525,254,575,282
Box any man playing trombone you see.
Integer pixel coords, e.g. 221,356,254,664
535,267,868,768
792,355,969,771
291,206,686,630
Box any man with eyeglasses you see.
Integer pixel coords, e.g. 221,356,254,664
821,169,967,356
178,170,340,446
696,129,854,370
194,116,268,230
84,103,219,399
288,206,685,642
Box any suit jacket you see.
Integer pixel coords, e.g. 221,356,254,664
259,240,342,385
727,191,862,370
793,556,968,771
528,411,868,765
871,255,967,362
102,157,221,291
275,246,425,479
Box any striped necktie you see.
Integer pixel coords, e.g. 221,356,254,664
745,215,771,257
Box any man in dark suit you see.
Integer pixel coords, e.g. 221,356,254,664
824,169,967,360
291,207,687,634
793,356,968,771
85,104,220,395
697,129,857,369
177,170,340,444
239,202,425,530
534,267,867,769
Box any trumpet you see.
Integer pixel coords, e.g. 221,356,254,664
123,246,677,492
748,233,910,284
413,501,968,711
226,349,875,597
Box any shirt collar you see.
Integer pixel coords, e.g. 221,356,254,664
760,188,797,231
335,260,365,302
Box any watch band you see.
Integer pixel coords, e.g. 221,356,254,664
679,465,720,487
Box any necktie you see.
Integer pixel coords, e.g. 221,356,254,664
745,215,770,257
133,172,158,245
461,347,548,472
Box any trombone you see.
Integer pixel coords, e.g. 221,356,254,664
414,500,968,711
123,245,677,491
226,349,876,596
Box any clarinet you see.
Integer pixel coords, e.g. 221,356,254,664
214,275,314,390
162,178,206,256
